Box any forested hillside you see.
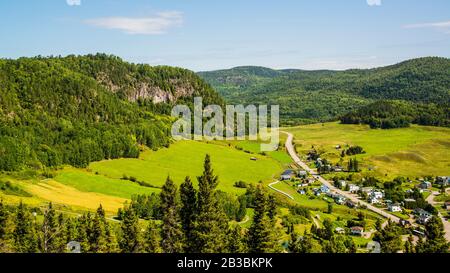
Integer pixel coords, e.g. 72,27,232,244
0,54,222,171
199,57,450,126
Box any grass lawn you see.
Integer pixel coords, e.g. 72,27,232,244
271,181,329,210
285,122,450,180
89,140,284,194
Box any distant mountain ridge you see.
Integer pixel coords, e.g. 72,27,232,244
198,57,450,126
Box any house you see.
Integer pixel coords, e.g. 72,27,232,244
414,208,433,224
368,197,380,204
280,170,295,181
335,145,341,150
332,166,344,172
350,226,364,236
250,157,257,161
298,189,306,195
361,187,373,194
399,220,411,227
298,170,308,178
320,185,330,194
334,195,346,205
348,184,360,193
335,227,345,234
436,176,449,187
307,177,316,184
414,208,430,217
445,202,450,211
418,181,432,190
417,214,432,224
388,203,402,212
345,200,358,208
370,191,384,199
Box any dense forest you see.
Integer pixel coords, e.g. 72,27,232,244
340,100,450,129
1,155,447,253
0,54,223,171
199,57,450,126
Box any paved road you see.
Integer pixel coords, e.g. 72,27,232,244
281,131,401,223
426,191,450,242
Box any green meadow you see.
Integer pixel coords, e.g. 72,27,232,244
88,140,285,194
285,122,450,179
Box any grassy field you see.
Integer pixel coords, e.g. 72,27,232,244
285,122,450,179
89,140,285,194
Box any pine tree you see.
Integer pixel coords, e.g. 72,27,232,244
90,210,108,253
179,176,197,252
192,154,229,253
0,200,8,239
119,206,141,253
144,221,162,253
247,186,278,253
13,202,38,253
40,203,61,253
227,226,247,253
267,195,277,220
159,176,183,253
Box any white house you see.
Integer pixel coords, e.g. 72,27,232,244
369,197,380,204
388,203,402,212
370,191,383,200
348,184,360,193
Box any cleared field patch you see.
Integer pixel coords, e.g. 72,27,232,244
89,141,284,194
286,122,450,179
54,168,160,199
20,179,127,214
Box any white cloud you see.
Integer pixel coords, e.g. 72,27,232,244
66,0,81,6
367,0,382,6
85,12,183,35
403,20,450,34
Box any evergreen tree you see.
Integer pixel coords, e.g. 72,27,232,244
267,195,277,221
227,226,247,253
159,176,183,253
13,202,38,253
416,216,449,253
179,176,197,252
144,221,162,253
119,206,141,253
247,186,278,253
40,203,62,253
192,155,229,253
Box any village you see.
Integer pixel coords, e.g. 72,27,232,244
279,166,450,237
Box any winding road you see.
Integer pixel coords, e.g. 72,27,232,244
281,131,401,223
426,191,450,242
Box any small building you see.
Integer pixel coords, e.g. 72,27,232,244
345,200,358,208
280,170,295,181
298,189,306,195
418,181,432,190
436,176,449,187
335,227,345,234
445,202,450,211
370,191,384,200
388,203,402,212
414,208,430,217
320,185,330,194
298,170,308,178
335,145,341,150
335,195,346,205
348,184,360,193
361,187,373,194
368,197,380,204
400,219,411,227
307,177,316,184
350,226,364,236
332,166,344,172
337,180,347,188
250,157,257,161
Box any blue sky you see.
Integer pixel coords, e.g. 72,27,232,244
0,0,449,71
